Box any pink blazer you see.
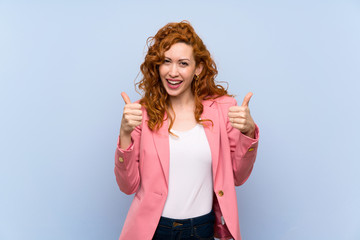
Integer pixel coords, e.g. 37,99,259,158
114,95,259,240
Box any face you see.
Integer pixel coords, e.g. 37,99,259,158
159,42,203,101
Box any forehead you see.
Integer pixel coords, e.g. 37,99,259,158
164,42,194,60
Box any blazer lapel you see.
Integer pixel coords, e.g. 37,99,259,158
152,113,170,186
201,100,220,181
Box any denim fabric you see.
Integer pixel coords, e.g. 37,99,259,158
152,210,215,240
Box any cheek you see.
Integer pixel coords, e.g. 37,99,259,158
180,69,194,79
158,65,167,77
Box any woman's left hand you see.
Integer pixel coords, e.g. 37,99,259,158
228,92,256,138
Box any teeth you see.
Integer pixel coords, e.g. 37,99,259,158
167,80,182,85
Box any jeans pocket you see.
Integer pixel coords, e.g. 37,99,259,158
152,225,171,240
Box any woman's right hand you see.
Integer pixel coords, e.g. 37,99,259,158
119,92,142,148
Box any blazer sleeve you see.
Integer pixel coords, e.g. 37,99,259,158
225,97,260,186
114,123,142,195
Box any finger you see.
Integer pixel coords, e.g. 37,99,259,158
228,106,242,112
231,122,250,132
228,111,246,118
124,114,143,121
128,120,142,127
230,117,246,124
124,109,143,116
241,92,253,107
230,122,244,131
230,117,245,124
125,104,142,111
121,92,132,104
126,103,142,110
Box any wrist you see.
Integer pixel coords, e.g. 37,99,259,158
119,129,132,150
243,126,256,139
119,128,132,138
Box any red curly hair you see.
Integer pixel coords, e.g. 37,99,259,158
137,20,230,132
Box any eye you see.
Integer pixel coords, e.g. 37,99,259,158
180,61,189,67
163,59,171,64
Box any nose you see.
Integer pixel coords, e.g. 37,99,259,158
169,63,179,78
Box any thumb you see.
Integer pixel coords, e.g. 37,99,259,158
121,92,131,104
241,92,253,107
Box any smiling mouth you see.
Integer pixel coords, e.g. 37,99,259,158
166,79,183,89
167,79,183,85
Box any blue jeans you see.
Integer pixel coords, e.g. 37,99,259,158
152,210,215,240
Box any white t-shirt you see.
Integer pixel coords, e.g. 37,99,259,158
161,124,213,219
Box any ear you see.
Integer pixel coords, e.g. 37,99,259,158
195,62,204,76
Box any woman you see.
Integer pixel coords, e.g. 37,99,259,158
115,21,259,240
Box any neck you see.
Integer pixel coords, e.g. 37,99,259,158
169,93,195,112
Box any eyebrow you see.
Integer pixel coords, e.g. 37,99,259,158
165,57,191,61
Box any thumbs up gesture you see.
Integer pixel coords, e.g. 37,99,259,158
120,92,143,136
228,92,256,138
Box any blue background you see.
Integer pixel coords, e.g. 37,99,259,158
1,1,359,239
